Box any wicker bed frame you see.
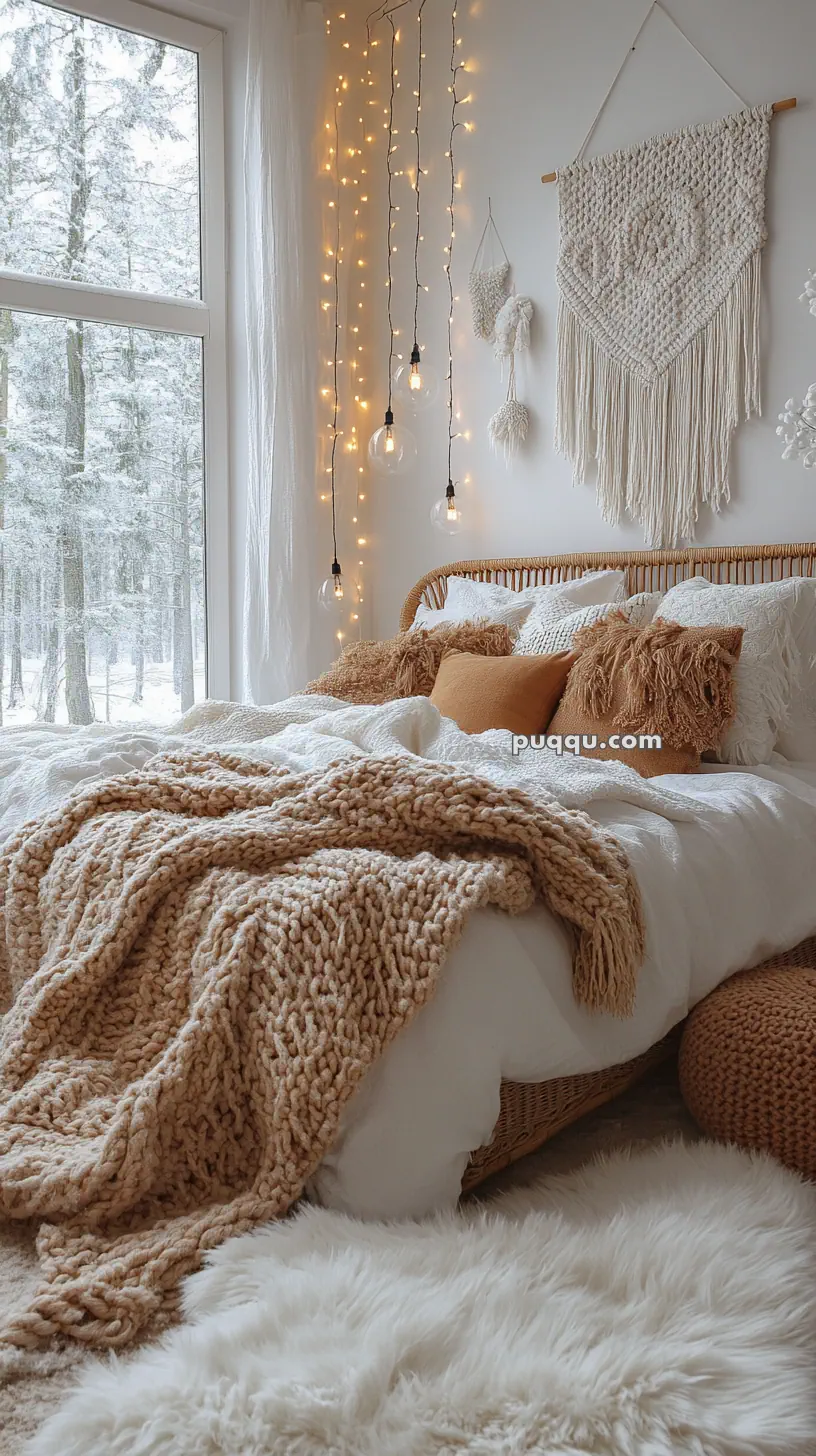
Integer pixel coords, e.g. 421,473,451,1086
398,543,816,1192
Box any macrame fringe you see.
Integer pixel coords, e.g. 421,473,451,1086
494,294,533,360
554,251,762,547
469,262,510,341
489,353,529,462
489,399,529,461
570,613,741,751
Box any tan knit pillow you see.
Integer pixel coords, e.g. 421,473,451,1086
548,614,744,777
430,649,576,735
302,621,514,705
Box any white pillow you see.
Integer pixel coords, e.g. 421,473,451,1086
775,579,816,762
513,592,663,657
658,577,803,766
411,569,625,631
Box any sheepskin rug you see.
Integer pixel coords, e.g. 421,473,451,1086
31,1141,816,1456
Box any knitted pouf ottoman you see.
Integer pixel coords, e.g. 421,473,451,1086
679,947,816,1179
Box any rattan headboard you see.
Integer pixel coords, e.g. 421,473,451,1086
399,543,816,630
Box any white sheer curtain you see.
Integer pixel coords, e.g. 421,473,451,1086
243,0,324,705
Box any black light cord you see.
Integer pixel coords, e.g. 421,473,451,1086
385,14,397,414
446,1,463,487
365,0,411,33
412,0,427,353
330,103,341,568
367,0,407,422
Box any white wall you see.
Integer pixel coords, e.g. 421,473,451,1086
364,0,816,637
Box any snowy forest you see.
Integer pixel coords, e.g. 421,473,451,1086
0,0,205,726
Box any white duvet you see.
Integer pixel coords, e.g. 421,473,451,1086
1,697,814,1219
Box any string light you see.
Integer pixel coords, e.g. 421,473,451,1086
316,8,383,641
367,8,417,476
432,1,464,533
394,0,438,412
318,101,346,612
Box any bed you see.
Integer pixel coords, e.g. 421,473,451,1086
405,542,816,1195
2,542,816,1226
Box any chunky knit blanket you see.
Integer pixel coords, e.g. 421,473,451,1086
0,750,643,1352
555,105,772,548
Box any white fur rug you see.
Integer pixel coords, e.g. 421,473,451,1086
31,1141,816,1456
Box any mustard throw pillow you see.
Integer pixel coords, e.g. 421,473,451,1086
430,649,576,735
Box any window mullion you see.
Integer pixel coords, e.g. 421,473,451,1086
0,270,209,338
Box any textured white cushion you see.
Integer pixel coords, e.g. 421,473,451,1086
658,577,802,766
775,579,816,762
411,569,625,631
513,592,663,657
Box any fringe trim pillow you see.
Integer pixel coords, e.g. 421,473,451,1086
657,578,802,765
302,622,514,705
548,615,744,778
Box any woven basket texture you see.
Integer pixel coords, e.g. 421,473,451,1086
678,939,816,1179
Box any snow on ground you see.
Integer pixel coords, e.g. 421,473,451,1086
2,657,205,728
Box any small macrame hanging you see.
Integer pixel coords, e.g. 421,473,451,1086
489,293,534,462
469,199,510,341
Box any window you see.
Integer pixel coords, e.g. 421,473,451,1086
0,0,226,725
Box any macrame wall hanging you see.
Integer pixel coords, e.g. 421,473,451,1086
543,0,794,548
469,199,510,341
489,293,533,461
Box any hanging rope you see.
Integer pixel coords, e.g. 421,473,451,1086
573,0,748,165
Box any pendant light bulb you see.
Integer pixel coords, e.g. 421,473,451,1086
431,480,463,534
318,559,345,612
394,354,440,414
368,408,417,476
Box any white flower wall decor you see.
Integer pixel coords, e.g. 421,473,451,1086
777,269,816,467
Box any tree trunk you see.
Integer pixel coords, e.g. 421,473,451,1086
0,310,10,729
40,565,60,723
8,566,23,708
62,317,92,723
61,21,93,725
121,323,145,704
172,465,195,712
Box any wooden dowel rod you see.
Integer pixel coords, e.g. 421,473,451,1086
541,97,797,183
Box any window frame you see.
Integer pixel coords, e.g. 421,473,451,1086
0,0,230,702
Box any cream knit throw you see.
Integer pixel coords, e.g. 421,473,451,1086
0,750,644,1352
555,106,772,548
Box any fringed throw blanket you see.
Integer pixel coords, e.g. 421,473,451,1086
0,751,644,1351
555,106,772,547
